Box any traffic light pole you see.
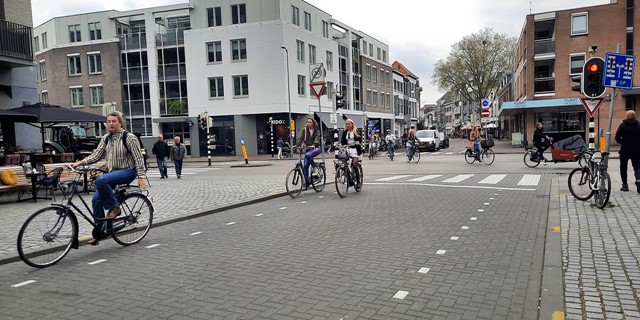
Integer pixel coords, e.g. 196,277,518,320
206,110,211,166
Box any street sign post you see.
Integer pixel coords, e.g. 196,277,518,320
481,108,491,118
581,98,604,117
604,52,635,89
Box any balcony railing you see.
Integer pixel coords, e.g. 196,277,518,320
0,19,33,61
534,39,555,55
155,28,187,47
534,77,555,94
120,33,147,50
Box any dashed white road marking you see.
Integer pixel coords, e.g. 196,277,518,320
436,250,446,255
431,152,442,155
318,196,325,199
145,244,160,249
441,174,474,183
470,217,477,220
418,267,430,274
393,290,409,299
11,280,36,288
376,175,413,181
190,231,202,236
88,259,107,265
489,198,495,200
445,152,454,155
255,214,264,217
450,236,459,241
518,174,541,186
226,222,237,225
461,226,469,230
478,209,484,212
407,175,442,182
300,201,307,204
279,207,287,210
478,174,507,184
484,203,490,205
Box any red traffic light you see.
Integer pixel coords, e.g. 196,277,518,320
587,63,599,72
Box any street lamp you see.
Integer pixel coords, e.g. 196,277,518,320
281,45,294,151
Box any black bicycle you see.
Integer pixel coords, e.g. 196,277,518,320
17,165,154,268
406,142,420,163
334,145,363,198
285,146,326,198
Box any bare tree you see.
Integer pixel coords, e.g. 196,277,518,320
432,28,516,108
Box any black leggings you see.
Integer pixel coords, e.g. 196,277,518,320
619,152,640,185
534,142,549,159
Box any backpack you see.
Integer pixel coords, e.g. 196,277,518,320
105,131,132,155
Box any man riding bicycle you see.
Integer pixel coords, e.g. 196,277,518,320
385,129,396,160
533,121,553,162
296,117,321,187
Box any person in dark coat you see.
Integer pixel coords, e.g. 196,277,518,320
533,122,552,162
152,135,170,179
614,110,640,192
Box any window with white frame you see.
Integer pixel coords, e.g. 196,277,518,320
207,7,222,27
366,89,372,107
41,91,49,104
382,50,387,63
233,75,249,96
386,71,391,87
88,53,102,74
570,54,586,74
70,87,84,107
369,43,373,57
297,75,306,96
326,51,333,70
327,81,333,99
208,77,224,98
231,39,247,61
308,44,316,64
68,24,81,42
372,66,377,83
296,40,305,62
571,13,588,35
89,22,102,40
42,32,48,49
33,36,39,52
322,21,329,38
231,4,246,24
377,47,381,60
363,41,368,55
304,12,311,31
207,41,222,63
379,69,384,85
292,6,300,26
373,91,378,106
39,61,46,81
90,85,104,106
68,55,81,75
365,64,371,81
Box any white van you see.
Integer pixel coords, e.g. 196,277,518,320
415,130,440,152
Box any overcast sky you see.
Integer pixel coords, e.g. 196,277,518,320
31,0,609,103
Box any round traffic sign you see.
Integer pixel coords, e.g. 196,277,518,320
481,99,490,108
481,108,491,118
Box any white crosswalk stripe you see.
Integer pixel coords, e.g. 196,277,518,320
441,174,474,183
478,174,507,184
517,174,541,186
407,175,442,182
375,175,413,181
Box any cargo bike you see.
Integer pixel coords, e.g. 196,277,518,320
523,134,591,168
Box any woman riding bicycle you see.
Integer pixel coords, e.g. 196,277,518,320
71,111,147,245
385,129,396,160
470,125,482,161
340,118,362,165
296,117,321,187
406,129,418,159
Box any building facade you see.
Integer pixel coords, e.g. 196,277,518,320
392,61,420,135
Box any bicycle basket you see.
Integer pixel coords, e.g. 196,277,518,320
481,139,494,149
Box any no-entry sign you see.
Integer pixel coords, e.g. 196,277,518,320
481,108,491,118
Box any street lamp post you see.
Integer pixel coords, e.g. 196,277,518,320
281,45,294,152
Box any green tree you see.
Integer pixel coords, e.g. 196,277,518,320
168,99,188,115
416,117,426,130
432,28,516,106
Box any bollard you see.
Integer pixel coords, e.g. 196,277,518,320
240,138,248,164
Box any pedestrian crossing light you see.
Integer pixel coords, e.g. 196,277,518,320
335,92,344,109
582,57,605,98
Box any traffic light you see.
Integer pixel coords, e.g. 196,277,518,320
570,74,582,93
335,92,344,109
582,57,605,98
199,113,208,129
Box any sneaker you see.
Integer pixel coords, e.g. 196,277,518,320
160,176,165,179
636,181,640,193
177,174,181,179
620,184,629,192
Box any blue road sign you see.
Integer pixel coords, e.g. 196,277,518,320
481,99,490,108
604,52,635,89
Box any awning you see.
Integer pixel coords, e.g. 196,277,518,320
0,109,39,122
498,98,583,116
152,116,191,123
622,87,640,96
314,112,363,129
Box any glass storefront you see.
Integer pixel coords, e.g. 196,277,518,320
200,116,235,156
256,114,289,155
160,121,191,153
535,110,585,141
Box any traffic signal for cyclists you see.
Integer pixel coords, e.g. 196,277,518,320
570,74,582,93
582,57,605,98
335,92,344,109
199,112,208,129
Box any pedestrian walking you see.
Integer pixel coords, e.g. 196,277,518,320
170,136,187,179
152,134,170,179
277,137,285,159
614,110,640,192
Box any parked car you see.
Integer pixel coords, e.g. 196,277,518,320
415,129,440,152
438,132,449,149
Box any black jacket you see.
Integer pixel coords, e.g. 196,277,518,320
615,118,640,156
340,130,362,155
152,140,170,158
533,128,547,145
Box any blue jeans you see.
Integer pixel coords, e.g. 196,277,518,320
174,159,183,176
92,169,137,235
474,141,481,160
303,147,321,183
407,144,414,158
156,157,168,177
388,142,395,156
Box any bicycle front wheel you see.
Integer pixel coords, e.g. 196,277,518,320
17,207,77,268
286,167,304,198
568,167,594,201
335,166,349,198
594,171,611,209
413,150,421,163
112,193,154,246
464,149,474,164
482,149,495,165
312,164,326,192
523,150,540,168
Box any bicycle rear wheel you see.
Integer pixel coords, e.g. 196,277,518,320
112,193,154,246
335,166,349,198
17,207,77,268
312,164,326,192
464,149,474,164
594,171,611,209
523,150,540,168
286,167,304,198
482,149,495,165
568,167,594,201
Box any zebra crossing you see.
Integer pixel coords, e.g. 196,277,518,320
146,167,220,178
370,173,542,188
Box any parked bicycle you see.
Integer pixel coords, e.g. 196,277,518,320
464,139,495,165
17,164,154,268
568,151,611,209
406,142,421,163
334,145,363,198
285,146,326,198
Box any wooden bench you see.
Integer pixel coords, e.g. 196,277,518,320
0,165,31,197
